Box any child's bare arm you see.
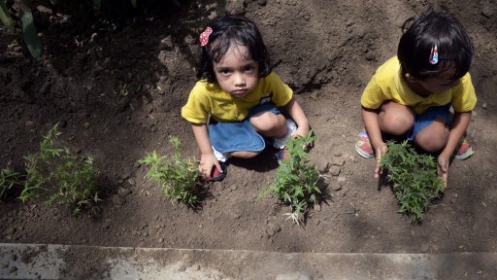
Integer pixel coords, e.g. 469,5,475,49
441,112,471,158
361,106,388,178
281,98,309,137
437,111,472,188
191,123,222,179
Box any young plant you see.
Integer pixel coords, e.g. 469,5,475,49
380,140,444,222
259,131,321,225
19,124,100,215
0,0,42,58
0,168,21,199
141,135,203,208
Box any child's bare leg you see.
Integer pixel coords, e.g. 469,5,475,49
230,151,259,159
414,119,449,152
378,101,414,135
250,111,287,138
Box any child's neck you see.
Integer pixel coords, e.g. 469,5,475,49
404,78,431,97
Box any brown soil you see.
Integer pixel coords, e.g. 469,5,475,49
1,0,497,256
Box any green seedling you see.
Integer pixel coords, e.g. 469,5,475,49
380,140,444,222
0,0,42,58
0,168,21,199
259,131,322,225
141,135,203,208
118,83,143,97
19,124,100,215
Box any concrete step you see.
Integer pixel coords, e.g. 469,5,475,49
1,243,496,279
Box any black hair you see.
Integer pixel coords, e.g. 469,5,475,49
397,7,474,80
197,15,272,82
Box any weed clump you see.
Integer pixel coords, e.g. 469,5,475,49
20,124,100,215
141,135,203,208
259,131,322,225
380,141,444,222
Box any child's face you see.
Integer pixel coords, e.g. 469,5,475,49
213,44,259,98
411,70,461,95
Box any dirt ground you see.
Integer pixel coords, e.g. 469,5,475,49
1,0,497,257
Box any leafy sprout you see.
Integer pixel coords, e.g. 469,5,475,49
19,124,100,215
258,131,323,225
141,135,204,208
380,140,444,222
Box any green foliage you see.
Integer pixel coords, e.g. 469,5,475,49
118,83,142,96
0,0,43,58
0,0,184,58
0,168,21,199
380,141,444,222
141,135,203,208
0,0,14,28
20,124,100,215
259,131,321,225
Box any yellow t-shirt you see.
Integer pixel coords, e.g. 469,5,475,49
181,72,293,124
361,56,477,114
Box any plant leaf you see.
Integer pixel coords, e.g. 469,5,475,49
0,0,14,27
19,7,43,58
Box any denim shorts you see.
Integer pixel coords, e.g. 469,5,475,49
407,104,451,141
208,103,281,153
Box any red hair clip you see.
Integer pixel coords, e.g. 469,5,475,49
200,27,213,47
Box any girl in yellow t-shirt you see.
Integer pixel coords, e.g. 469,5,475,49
356,8,477,187
182,16,311,181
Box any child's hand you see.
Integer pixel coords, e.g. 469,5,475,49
437,153,450,189
292,126,313,149
374,143,388,178
198,153,222,180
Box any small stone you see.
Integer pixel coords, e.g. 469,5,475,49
482,5,495,18
266,223,281,237
313,204,322,211
230,185,238,191
9,266,18,274
331,182,342,191
337,176,346,182
117,187,131,197
365,52,376,61
83,122,90,129
482,103,488,109
329,166,341,176
208,10,217,20
421,244,430,252
331,157,345,166
111,195,126,205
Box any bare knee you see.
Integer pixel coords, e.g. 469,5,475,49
379,112,414,135
414,121,449,152
250,112,286,137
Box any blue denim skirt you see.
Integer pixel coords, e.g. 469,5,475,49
407,104,451,141
209,104,281,153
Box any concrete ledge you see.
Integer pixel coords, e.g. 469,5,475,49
1,243,497,279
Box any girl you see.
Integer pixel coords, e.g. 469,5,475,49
181,15,311,181
355,8,477,188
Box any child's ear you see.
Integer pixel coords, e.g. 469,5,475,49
404,73,417,82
